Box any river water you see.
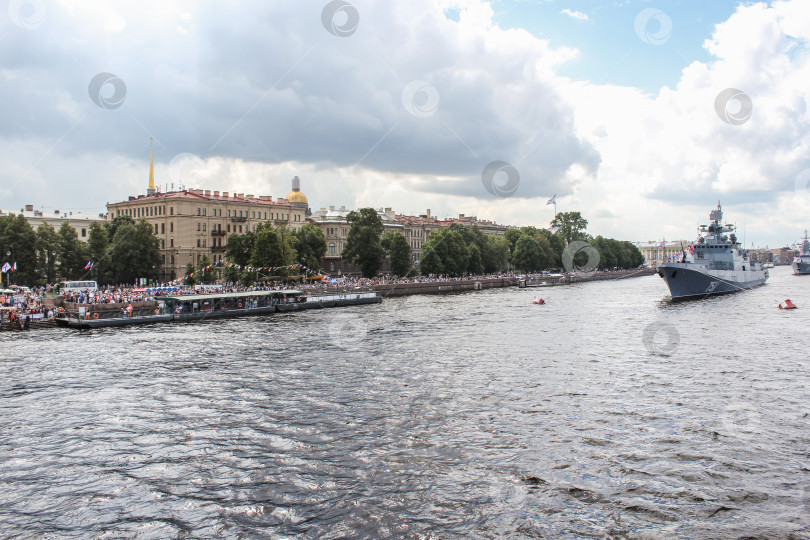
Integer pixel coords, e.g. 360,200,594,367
1,266,809,538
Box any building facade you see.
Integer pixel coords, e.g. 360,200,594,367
635,240,694,265
107,189,306,282
309,206,404,274
0,204,107,241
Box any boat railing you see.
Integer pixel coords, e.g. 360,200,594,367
57,305,166,321
306,286,378,297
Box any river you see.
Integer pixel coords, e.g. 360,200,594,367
1,266,809,538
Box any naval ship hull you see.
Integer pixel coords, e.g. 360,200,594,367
657,263,768,300
792,259,810,275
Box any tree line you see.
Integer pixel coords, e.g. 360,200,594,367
0,214,159,286
1,208,643,286
191,222,328,286
341,209,644,278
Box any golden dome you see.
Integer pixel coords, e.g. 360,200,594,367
286,175,308,205
285,190,308,204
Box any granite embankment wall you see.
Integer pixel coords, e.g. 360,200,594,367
374,277,516,297
373,267,657,297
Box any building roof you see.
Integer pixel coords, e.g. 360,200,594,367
0,208,106,221
108,189,296,207
286,190,308,204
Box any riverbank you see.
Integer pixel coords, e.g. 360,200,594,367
373,267,656,297
0,267,655,331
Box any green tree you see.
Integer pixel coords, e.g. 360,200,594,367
109,219,161,284
105,215,135,242
512,234,546,272
421,228,469,276
551,211,589,246
382,232,412,277
225,231,255,267
419,246,444,275
0,214,38,286
57,222,88,280
592,236,617,270
468,243,484,274
277,225,298,275
343,208,386,278
35,223,59,285
222,263,242,284
503,229,522,259
87,221,109,283
250,223,284,268
482,235,510,273
292,223,327,272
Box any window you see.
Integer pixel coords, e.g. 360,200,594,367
171,254,175,264
197,223,201,231
170,222,173,232
227,224,231,232
264,212,267,219
154,224,158,234
202,223,206,231
170,207,174,215
239,225,242,233
161,223,165,234
203,239,206,247
170,239,174,247
161,240,165,249
252,211,255,218
81,228,86,237
197,239,201,247
329,242,335,255
197,208,201,216
202,208,206,216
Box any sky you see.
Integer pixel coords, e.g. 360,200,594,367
1,0,809,248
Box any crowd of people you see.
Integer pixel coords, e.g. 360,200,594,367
0,267,645,327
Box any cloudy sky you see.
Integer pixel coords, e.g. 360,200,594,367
1,0,809,247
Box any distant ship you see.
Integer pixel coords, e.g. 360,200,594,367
792,230,810,275
656,202,768,300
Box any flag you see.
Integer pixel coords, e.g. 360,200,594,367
11,262,17,272
1,262,9,273
84,261,93,270
546,194,556,205
659,239,666,248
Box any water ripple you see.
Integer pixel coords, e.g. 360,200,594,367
2,267,810,537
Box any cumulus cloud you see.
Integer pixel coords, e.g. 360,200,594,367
565,1,810,245
1,0,809,246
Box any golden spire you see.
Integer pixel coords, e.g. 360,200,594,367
147,137,156,195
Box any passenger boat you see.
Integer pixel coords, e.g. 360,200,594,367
54,288,381,329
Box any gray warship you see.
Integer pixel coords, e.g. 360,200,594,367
792,230,810,275
657,202,768,300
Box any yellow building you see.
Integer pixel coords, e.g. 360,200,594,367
107,145,307,281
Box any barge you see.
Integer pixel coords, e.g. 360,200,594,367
55,288,382,329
